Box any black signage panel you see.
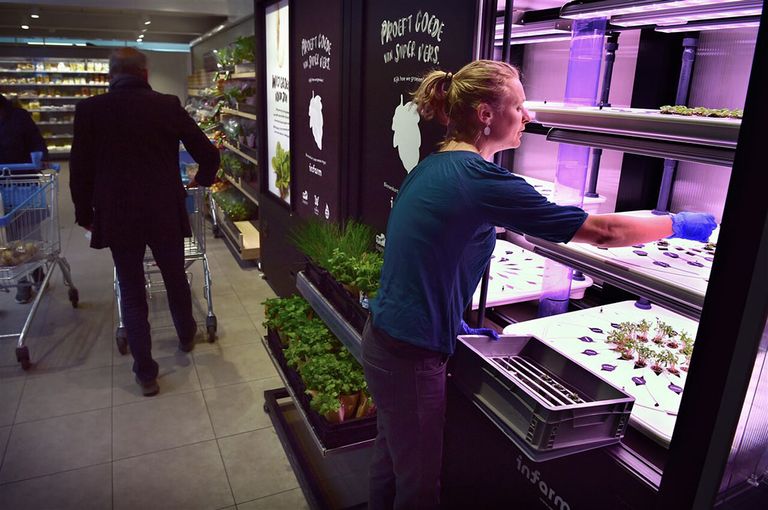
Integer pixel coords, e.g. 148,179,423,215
291,0,343,222
359,0,477,232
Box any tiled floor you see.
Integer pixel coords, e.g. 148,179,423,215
0,165,308,510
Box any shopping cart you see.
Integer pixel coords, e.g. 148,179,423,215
113,183,217,355
0,164,79,370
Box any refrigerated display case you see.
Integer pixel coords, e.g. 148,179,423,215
0,57,109,158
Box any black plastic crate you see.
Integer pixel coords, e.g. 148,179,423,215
266,328,377,450
304,261,369,334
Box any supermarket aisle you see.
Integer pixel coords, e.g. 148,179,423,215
0,164,309,510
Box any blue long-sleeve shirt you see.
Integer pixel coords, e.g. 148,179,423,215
370,151,588,354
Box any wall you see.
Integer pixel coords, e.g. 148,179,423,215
670,28,758,223
145,50,191,101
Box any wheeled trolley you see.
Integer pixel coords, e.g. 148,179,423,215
0,167,79,370
113,185,217,355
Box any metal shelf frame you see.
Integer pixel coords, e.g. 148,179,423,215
296,271,363,364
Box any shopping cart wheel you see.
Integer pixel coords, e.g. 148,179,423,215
212,225,221,238
16,347,31,370
116,327,129,355
263,403,270,413
68,287,79,308
206,315,217,343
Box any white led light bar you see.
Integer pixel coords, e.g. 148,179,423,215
656,16,761,32
610,0,762,27
561,0,751,20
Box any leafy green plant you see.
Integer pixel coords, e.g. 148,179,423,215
353,251,383,298
272,142,290,199
262,296,313,335
212,187,256,221
326,248,357,286
215,47,234,69
232,36,256,65
289,219,341,268
220,151,244,178
283,319,340,368
300,350,367,416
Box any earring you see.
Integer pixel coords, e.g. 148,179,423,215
483,125,491,136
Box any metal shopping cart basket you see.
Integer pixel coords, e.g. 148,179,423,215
113,184,217,354
0,166,79,370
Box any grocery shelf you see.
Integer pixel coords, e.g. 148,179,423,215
36,121,73,126
6,95,89,100
25,108,75,112
230,72,257,79
0,83,107,87
296,271,363,364
43,134,73,139
221,106,257,120
222,140,258,166
0,69,107,74
211,204,260,262
221,173,259,206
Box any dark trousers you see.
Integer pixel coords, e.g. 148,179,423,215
362,318,448,510
111,235,195,382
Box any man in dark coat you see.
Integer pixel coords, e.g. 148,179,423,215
0,93,49,303
70,48,219,396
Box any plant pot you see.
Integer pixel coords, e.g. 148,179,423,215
355,392,376,418
339,392,360,421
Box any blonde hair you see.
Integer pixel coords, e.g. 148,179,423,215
412,60,520,147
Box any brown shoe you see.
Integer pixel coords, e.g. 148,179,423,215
135,376,159,397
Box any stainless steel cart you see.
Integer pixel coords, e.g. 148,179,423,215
0,167,79,370
113,185,217,355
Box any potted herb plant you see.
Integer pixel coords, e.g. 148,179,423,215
635,345,654,369
635,319,651,343
300,350,368,423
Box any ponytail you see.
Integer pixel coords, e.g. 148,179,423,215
411,70,452,126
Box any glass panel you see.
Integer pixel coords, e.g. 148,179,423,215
718,313,768,497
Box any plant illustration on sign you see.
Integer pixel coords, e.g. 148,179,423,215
272,141,290,199
392,94,421,172
309,90,323,150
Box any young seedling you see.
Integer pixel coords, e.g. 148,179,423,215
635,345,654,369
635,319,652,343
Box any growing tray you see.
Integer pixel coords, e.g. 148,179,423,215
265,328,377,451
451,334,634,462
304,261,369,334
471,239,593,309
502,301,698,448
526,102,741,149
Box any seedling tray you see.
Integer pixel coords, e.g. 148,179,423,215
503,301,698,447
265,328,377,450
452,334,633,462
471,240,593,309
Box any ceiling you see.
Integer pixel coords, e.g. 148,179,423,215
0,1,239,45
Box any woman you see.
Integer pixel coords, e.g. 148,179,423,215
362,60,715,509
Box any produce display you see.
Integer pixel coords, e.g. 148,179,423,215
211,186,257,221
263,295,375,422
660,105,743,119
0,241,41,267
291,219,382,303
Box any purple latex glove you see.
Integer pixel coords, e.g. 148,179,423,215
670,212,717,243
460,320,499,340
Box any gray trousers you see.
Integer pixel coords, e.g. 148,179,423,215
362,318,448,510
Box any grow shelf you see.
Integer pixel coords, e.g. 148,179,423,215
526,211,719,320
296,271,363,364
221,106,258,120
221,173,259,206
527,102,739,166
229,72,257,79
471,239,593,309
502,301,699,448
261,335,375,455
222,140,259,166
451,333,634,462
527,102,740,148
